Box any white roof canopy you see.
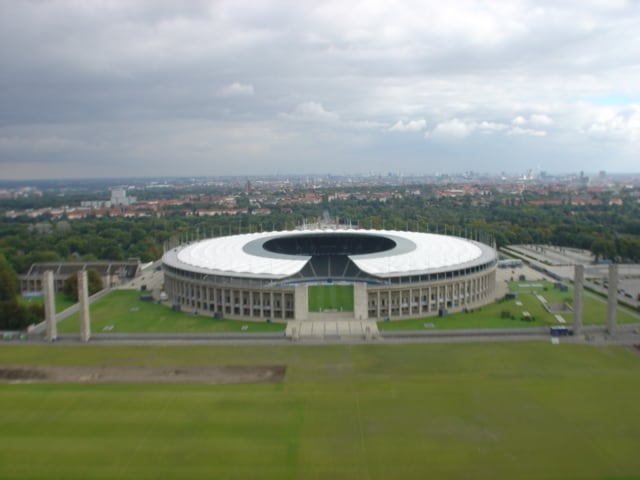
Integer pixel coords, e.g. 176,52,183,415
164,229,492,279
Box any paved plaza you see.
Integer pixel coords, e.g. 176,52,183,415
503,244,640,308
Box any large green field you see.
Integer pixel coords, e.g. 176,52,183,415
57,290,286,333
1,343,640,479
308,284,354,312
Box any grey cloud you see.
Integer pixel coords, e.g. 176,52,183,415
1,0,640,179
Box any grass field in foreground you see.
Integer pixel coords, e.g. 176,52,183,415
379,281,639,331
308,284,354,312
56,290,286,333
1,343,640,479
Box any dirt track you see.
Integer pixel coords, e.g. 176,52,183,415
0,365,286,384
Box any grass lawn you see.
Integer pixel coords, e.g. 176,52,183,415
308,284,354,312
56,290,286,334
379,281,639,331
1,343,639,479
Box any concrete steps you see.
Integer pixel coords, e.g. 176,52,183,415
285,320,379,341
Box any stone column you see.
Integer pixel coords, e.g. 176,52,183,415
43,270,57,342
269,291,274,319
353,283,367,320
607,264,618,335
78,270,91,342
572,265,584,335
294,284,308,320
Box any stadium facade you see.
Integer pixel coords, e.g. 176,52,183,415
162,229,498,321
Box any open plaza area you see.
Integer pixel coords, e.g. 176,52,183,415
503,245,640,307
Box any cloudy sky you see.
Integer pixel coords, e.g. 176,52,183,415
1,0,640,180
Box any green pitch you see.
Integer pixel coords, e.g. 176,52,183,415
308,284,354,312
1,343,640,479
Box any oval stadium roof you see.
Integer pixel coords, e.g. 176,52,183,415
162,229,495,280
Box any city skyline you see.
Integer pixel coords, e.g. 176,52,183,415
1,0,640,180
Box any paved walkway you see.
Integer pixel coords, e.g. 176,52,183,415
494,263,553,299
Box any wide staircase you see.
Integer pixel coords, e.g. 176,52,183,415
285,317,379,341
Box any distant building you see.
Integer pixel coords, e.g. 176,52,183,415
109,187,136,207
80,200,106,209
20,260,141,294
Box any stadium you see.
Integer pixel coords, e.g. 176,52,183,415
162,229,498,321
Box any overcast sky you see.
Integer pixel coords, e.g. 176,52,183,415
1,0,640,180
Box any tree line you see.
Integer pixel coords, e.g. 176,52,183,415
1,192,639,277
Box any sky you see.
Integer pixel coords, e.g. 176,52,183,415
1,0,640,180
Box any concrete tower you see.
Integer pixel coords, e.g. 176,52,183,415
607,264,618,335
572,264,584,335
78,270,91,342
43,270,57,342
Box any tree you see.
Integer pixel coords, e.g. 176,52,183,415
591,238,616,262
63,269,104,301
0,253,18,302
0,253,41,330
55,220,72,234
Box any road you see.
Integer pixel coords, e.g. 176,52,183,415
15,322,640,347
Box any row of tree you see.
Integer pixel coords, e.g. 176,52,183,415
2,189,640,329
1,191,640,277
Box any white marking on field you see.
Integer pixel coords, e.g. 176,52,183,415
554,315,566,324
551,337,560,345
